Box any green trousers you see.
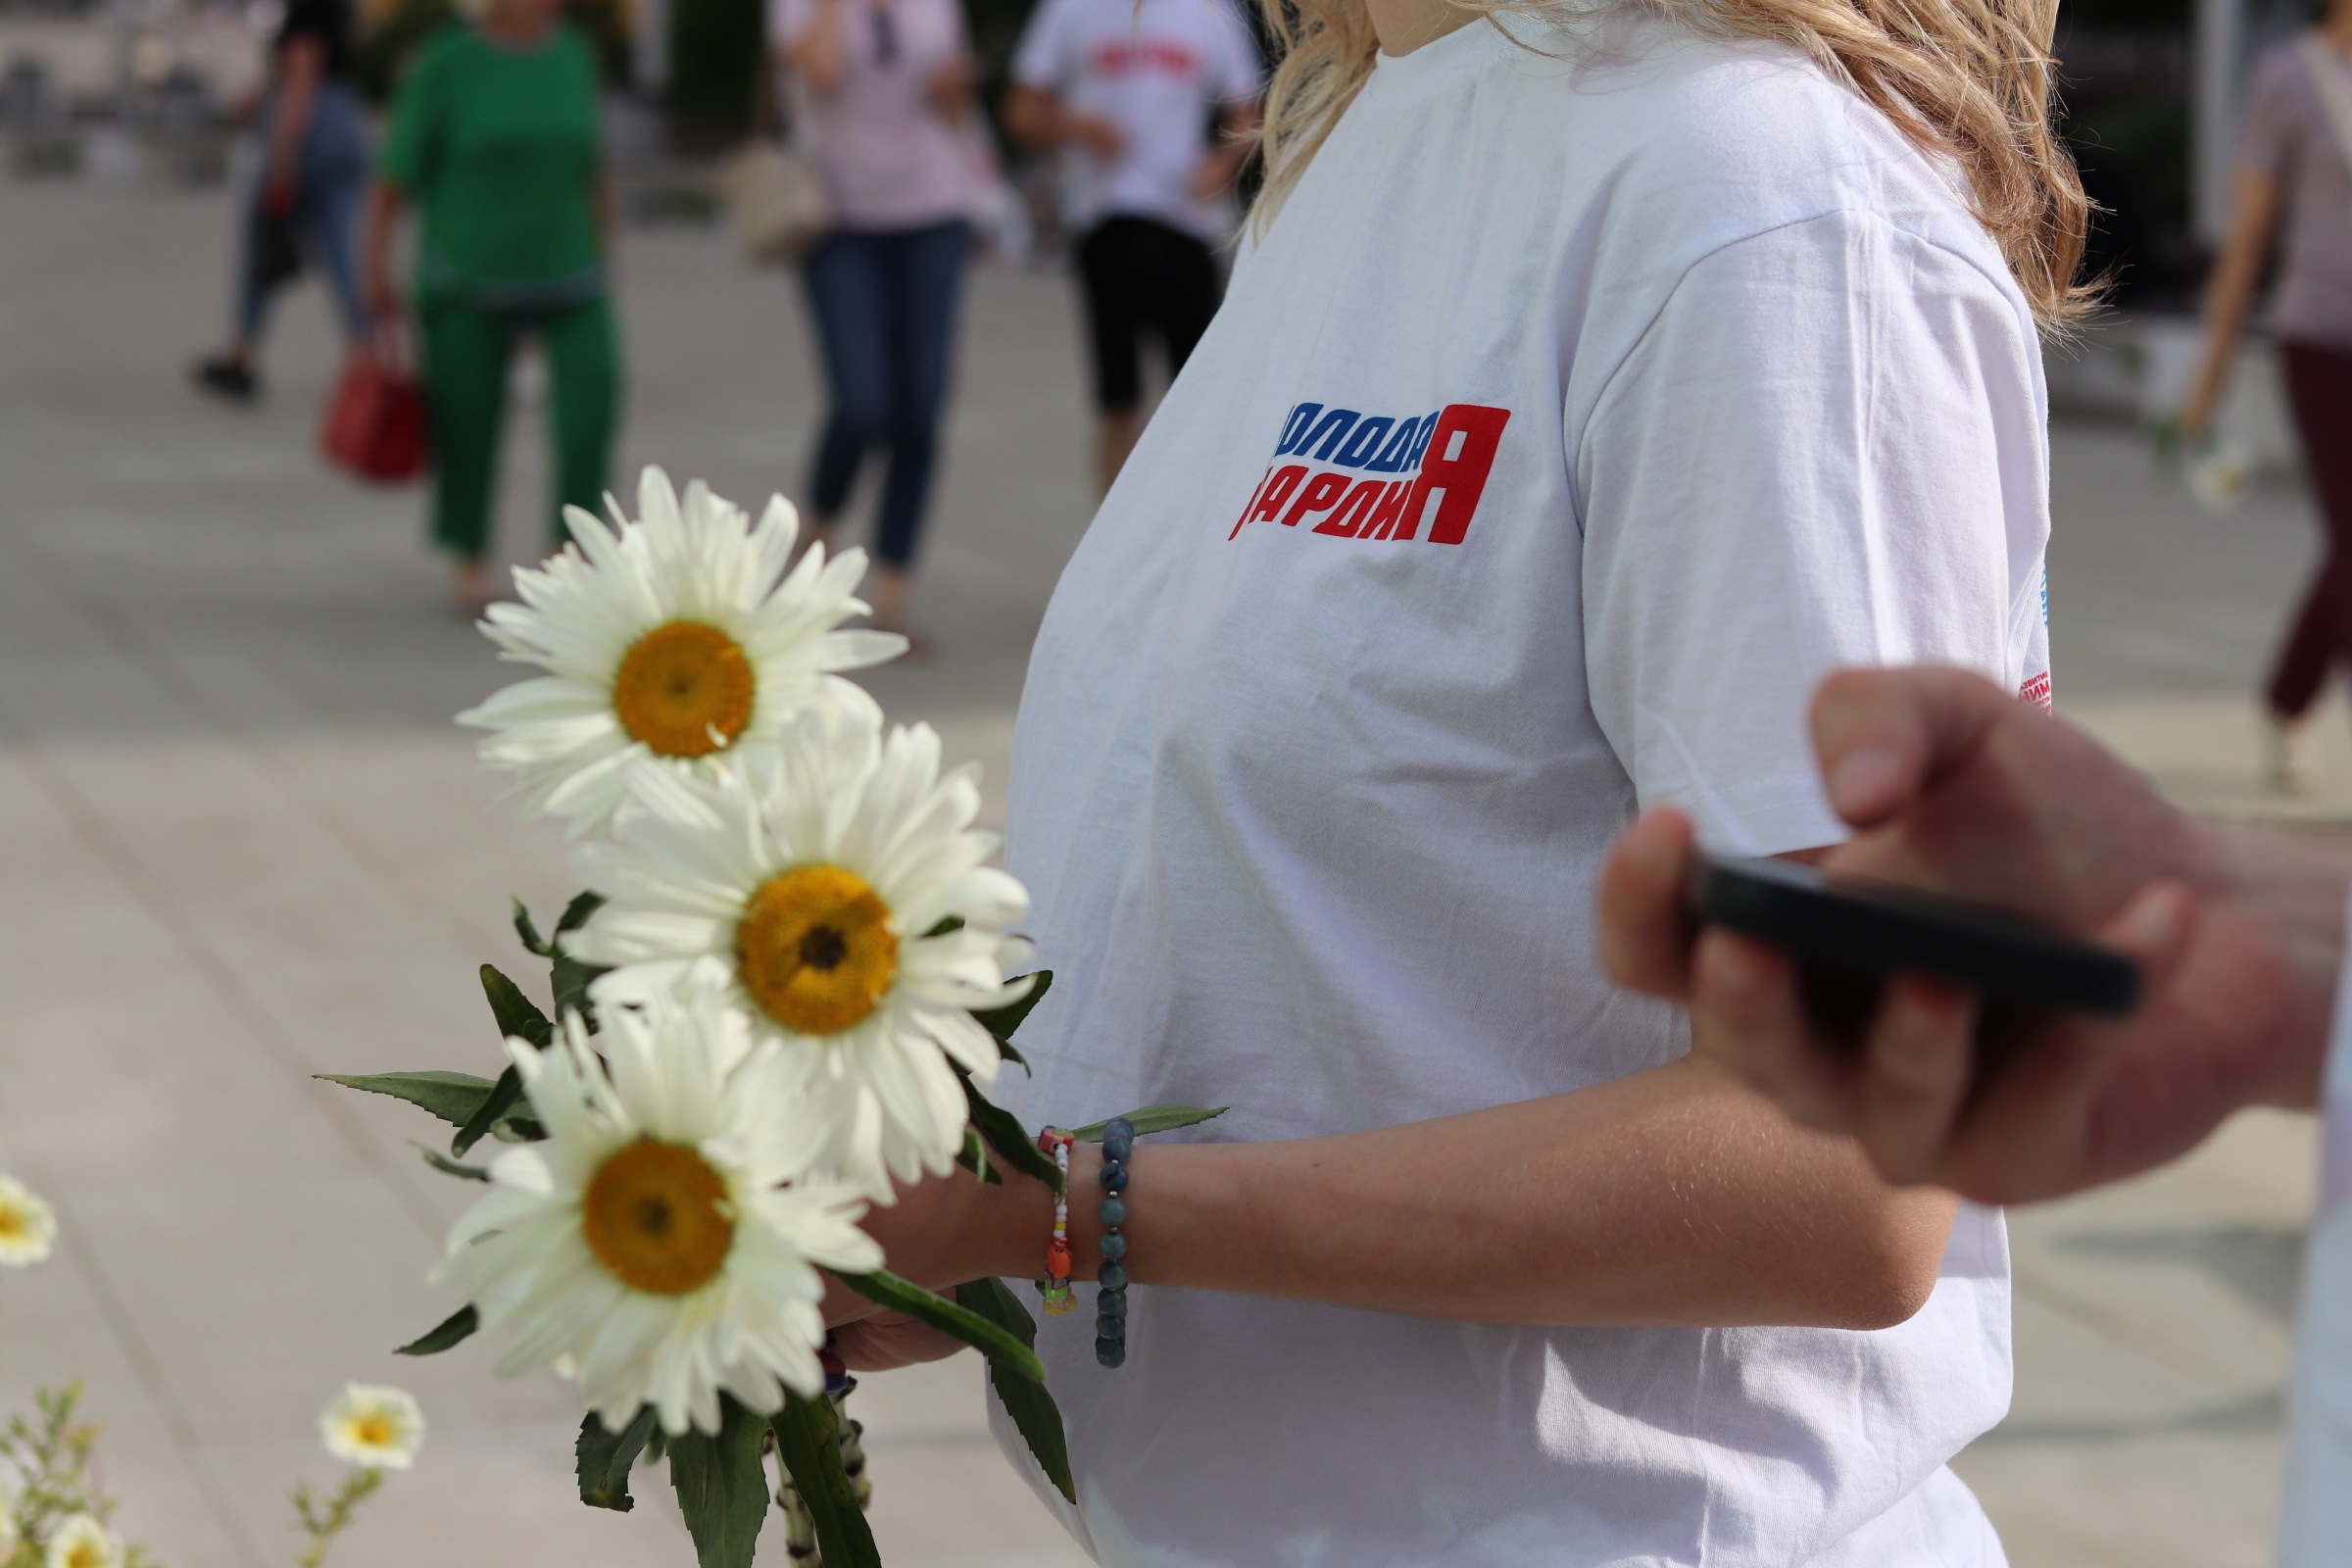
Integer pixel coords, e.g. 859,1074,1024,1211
417,293,619,560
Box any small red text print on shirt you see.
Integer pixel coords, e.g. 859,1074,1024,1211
2019,670,2051,710
1090,39,1200,74
1228,402,1512,546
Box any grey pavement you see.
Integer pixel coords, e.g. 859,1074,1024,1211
0,174,2336,1568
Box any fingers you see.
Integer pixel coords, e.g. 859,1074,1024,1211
1854,977,1975,1185
1688,928,1857,1132
1595,808,1698,998
1810,667,2014,829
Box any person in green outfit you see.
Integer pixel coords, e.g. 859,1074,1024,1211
361,0,618,612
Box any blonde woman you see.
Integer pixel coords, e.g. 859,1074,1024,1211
842,0,2078,1562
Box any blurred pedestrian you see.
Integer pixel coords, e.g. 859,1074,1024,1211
2181,0,2352,792
191,0,368,403
773,0,980,643
1005,0,1258,492
361,0,619,614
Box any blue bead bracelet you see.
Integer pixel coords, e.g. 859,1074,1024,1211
1096,1117,1135,1368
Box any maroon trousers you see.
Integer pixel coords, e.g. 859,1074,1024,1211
2265,341,2352,719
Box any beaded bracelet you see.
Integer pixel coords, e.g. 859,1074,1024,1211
1096,1117,1134,1368
1037,1128,1075,1316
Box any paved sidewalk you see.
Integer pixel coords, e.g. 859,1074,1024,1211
0,177,2335,1568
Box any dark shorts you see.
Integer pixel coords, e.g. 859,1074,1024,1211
1076,214,1221,413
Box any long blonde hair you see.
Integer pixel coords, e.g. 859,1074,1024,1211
1251,0,2092,326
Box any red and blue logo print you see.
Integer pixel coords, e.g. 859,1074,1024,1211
1229,401,1511,545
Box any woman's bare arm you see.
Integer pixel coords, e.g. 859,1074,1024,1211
855,1054,1957,1336
360,179,405,321
262,34,326,210
2180,171,2282,439
782,0,852,98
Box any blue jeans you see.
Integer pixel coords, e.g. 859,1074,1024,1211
800,220,969,569
237,80,368,342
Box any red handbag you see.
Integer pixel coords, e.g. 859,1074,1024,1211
319,342,428,483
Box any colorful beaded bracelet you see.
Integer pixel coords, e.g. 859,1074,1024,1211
1096,1117,1134,1368
1038,1127,1075,1317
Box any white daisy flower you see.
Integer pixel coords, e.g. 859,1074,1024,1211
319,1383,426,1471
44,1515,121,1568
435,988,880,1437
0,1173,57,1267
458,466,906,838
572,708,1034,1197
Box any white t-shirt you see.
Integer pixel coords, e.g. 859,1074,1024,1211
773,0,975,230
2278,904,2352,1565
994,13,2049,1567
1010,0,1260,241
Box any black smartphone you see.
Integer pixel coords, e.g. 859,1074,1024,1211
1684,856,2142,1048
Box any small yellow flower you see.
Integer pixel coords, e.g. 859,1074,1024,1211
318,1385,425,1471
44,1514,122,1568
0,1173,57,1268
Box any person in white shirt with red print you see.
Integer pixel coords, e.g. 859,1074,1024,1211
1007,0,1260,491
821,0,2084,1562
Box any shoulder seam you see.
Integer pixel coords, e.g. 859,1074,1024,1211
1569,207,2025,527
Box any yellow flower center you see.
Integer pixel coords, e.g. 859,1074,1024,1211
736,864,899,1035
581,1141,736,1296
350,1414,395,1448
611,621,757,759
62,1541,102,1568
0,1206,24,1240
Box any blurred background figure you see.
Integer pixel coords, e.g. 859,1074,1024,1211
773,0,979,645
362,0,619,614
190,0,369,404
1004,0,1256,493
2180,0,2352,793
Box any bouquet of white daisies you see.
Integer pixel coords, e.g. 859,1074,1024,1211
325,469,1217,1568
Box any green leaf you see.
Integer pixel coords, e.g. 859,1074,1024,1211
318,1070,497,1128
770,1395,881,1568
956,1279,1076,1502
414,1142,489,1181
556,891,607,937
667,1396,770,1568
961,1070,1063,1193
970,970,1053,1064
451,1064,523,1158
551,953,609,1031
955,1127,1004,1185
577,1406,658,1512
513,897,554,957
833,1269,1046,1384
1069,1104,1229,1143
480,963,554,1049
395,1304,478,1356
489,1112,548,1143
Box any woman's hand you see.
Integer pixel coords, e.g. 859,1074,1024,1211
829,1309,968,1372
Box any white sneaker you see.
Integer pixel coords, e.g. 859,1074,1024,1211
2267,715,2324,795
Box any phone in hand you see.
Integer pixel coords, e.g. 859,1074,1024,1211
1684,855,2142,1054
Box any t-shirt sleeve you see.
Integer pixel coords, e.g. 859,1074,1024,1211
1577,212,2051,855
2241,45,2307,183
376,31,447,190
1010,0,1072,90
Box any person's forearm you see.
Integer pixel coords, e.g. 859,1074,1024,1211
267,41,323,177
956,1057,1955,1331
360,180,403,303
2183,174,2279,431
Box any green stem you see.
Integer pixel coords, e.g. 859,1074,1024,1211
293,1469,382,1568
